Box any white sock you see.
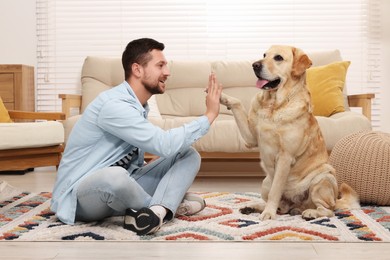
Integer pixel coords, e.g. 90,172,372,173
149,205,167,222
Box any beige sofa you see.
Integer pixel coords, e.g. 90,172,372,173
0,110,65,171
60,50,374,177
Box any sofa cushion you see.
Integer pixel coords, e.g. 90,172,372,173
307,61,350,117
156,61,211,117
147,95,162,119
63,115,81,143
0,121,64,150
306,49,343,67
0,97,12,123
316,111,372,151
81,56,124,113
153,114,257,153
156,60,259,117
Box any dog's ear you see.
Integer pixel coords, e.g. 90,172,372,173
291,47,312,78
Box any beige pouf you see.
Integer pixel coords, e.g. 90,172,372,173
329,131,390,205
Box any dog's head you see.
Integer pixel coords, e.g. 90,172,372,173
252,45,312,91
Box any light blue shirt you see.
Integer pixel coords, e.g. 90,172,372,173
51,81,210,224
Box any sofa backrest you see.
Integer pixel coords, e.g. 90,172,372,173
156,60,261,116
81,56,124,112
80,49,343,115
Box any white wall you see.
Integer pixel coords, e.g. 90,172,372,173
0,0,36,66
0,0,389,132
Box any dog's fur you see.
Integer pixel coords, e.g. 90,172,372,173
220,45,359,221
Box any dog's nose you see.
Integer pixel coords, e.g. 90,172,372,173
252,61,262,72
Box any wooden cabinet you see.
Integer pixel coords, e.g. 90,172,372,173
0,65,35,111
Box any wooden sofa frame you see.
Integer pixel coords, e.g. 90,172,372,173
0,110,65,172
59,93,374,177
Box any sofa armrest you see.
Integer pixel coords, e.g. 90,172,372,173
59,94,82,119
8,110,65,121
347,93,375,120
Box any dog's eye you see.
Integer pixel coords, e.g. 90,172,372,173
263,53,266,58
274,55,284,61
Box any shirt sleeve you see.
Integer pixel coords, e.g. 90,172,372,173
97,98,210,158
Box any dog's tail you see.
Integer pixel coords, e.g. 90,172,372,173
335,183,360,210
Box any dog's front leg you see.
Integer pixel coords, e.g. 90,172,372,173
260,153,293,220
220,93,257,147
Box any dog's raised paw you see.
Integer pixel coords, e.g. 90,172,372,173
240,207,256,215
219,95,231,109
220,93,240,110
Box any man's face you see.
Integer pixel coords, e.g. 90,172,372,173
141,50,170,94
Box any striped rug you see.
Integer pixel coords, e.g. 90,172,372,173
1,191,390,242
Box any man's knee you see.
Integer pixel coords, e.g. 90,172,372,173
183,147,201,165
99,167,132,191
179,147,201,177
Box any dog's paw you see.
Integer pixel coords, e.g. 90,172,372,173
302,207,334,220
220,93,240,110
259,210,276,221
301,209,318,221
219,93,232,109
240,206,256,215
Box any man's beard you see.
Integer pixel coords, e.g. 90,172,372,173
143,79,164,95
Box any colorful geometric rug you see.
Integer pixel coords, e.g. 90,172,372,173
1,191,390,242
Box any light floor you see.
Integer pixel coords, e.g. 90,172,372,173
0,167,389,260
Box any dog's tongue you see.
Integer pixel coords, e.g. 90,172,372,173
256,79,269,89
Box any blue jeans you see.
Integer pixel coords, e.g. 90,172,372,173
75,147,201,222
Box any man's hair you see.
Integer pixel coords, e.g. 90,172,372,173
122,38,165,79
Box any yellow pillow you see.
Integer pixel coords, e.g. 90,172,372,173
0,97,13,123
306,61,350,117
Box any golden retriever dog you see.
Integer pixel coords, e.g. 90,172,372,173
220,45,360,221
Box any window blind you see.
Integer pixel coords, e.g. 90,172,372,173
36,0,382,129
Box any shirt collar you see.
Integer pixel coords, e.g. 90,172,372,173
123,81,150,117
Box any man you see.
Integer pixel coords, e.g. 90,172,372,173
51,38,222,235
